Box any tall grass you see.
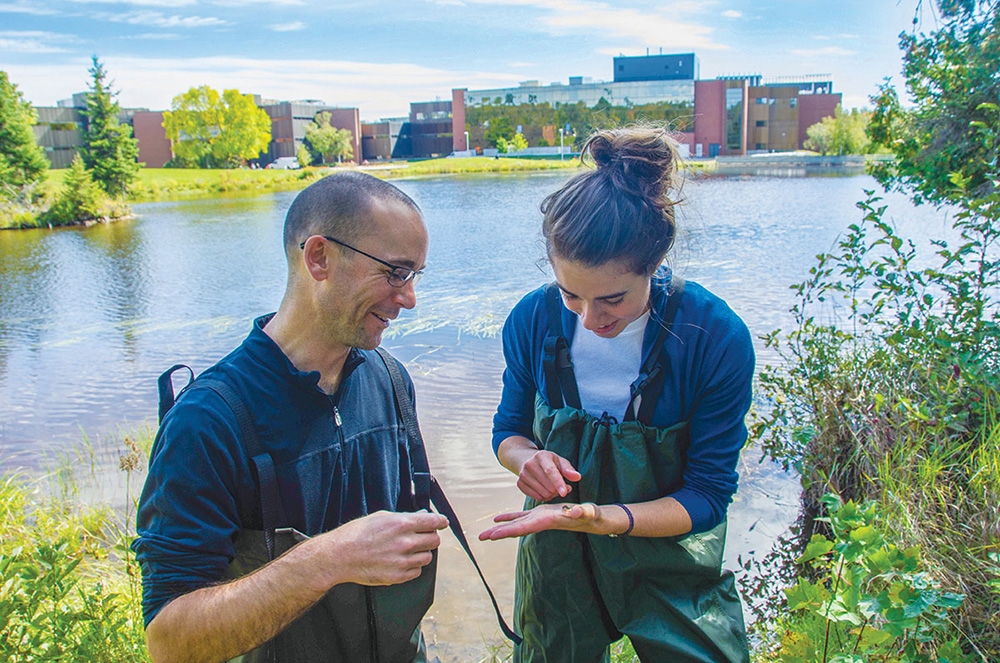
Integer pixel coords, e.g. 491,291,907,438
749,174,1000,661
0,433,152,662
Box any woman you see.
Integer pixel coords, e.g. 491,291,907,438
481,126,754,663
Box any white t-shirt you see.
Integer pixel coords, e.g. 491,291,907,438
570,310,649,420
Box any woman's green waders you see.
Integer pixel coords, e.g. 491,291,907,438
512,281,749,663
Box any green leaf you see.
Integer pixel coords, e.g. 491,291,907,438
784,579,829,611
797,535,834,564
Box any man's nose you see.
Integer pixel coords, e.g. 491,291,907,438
394,279,418,309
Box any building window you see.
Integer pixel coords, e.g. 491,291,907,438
755,97,767,105
755,143,766,150
790,97,798,108
725,87,743,151
756,120,767,127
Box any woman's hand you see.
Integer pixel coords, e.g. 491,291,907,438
479,503,601,541
515,449,583,501
497,437,582,502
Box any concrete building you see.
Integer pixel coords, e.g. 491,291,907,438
449,55,840,159
691,74,840,157
32,98,150,168
362,99,455,161
33,106,85,168
259,100,361,166
132,111,171,168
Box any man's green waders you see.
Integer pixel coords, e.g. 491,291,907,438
176,351,431,663
512,280,749,663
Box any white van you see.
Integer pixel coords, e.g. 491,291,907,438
266,157,300,170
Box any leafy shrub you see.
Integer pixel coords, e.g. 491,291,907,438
0,472,149,662
770,494,967,663
41,154,127,226
751,107,999,656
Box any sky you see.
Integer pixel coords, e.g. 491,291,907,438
1,0,942,122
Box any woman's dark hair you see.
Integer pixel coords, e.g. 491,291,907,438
541,125,682,275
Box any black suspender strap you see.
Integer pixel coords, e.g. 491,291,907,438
543,284,582,410
629,276,687,424
375,347,522,645
375,348,431,511
157,364,194,424
197,378,287,561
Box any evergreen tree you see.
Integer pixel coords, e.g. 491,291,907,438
43,153,106,224
0,70,49,202
80,56,139,198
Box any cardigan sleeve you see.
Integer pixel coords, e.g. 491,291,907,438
491,289,546,454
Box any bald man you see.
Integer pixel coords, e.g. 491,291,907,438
133,172,447,663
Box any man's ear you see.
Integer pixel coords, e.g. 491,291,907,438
300,236,335,282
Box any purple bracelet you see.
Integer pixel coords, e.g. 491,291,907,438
609,503,634,537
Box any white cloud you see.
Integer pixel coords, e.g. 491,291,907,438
426,0,465,5
68,0,197,6
102,10,228,27
0,30,74,53
507,61,536,68
722,9,741,18
210,0,304,5
790,46,855,58
120,31,182,39
271,21,304,32
461,0,727,50
3,56,525,120
0,2,59,14
0,37,69,53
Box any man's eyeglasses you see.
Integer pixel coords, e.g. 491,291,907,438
299,235,423,287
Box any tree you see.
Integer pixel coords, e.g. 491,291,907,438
80,57,140,198
302,112,353,164
804,106,871,155
296,143,314,168
484,116,514,149
868,0,1000,204
0,70,48,203
163,85,271,168
42,154,109,225
510,132,528,152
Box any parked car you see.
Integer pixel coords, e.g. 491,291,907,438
266,157,300,170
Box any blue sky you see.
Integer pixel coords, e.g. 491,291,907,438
1,0,936,121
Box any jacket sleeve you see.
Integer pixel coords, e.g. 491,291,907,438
131,390,249,627
491,291,544,455
667,292,756,534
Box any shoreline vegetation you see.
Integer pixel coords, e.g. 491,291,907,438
3,153,876,230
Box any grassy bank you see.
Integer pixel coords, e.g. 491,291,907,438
748,189,1000,661
0,434,152,661
39,158,584,203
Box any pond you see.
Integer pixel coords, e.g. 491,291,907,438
0,171,954,660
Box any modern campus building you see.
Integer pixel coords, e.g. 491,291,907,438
360,53,841,161
32,95,362,169
31,52,841,167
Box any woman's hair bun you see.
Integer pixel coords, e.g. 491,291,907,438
583,125,681,202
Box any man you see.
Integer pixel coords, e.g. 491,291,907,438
132,172,448,663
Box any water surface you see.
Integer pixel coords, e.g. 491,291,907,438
0,172,953,660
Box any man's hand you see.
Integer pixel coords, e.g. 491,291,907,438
145,510,448,663
313,510,449,587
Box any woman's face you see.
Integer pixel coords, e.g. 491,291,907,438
550,255,651,339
